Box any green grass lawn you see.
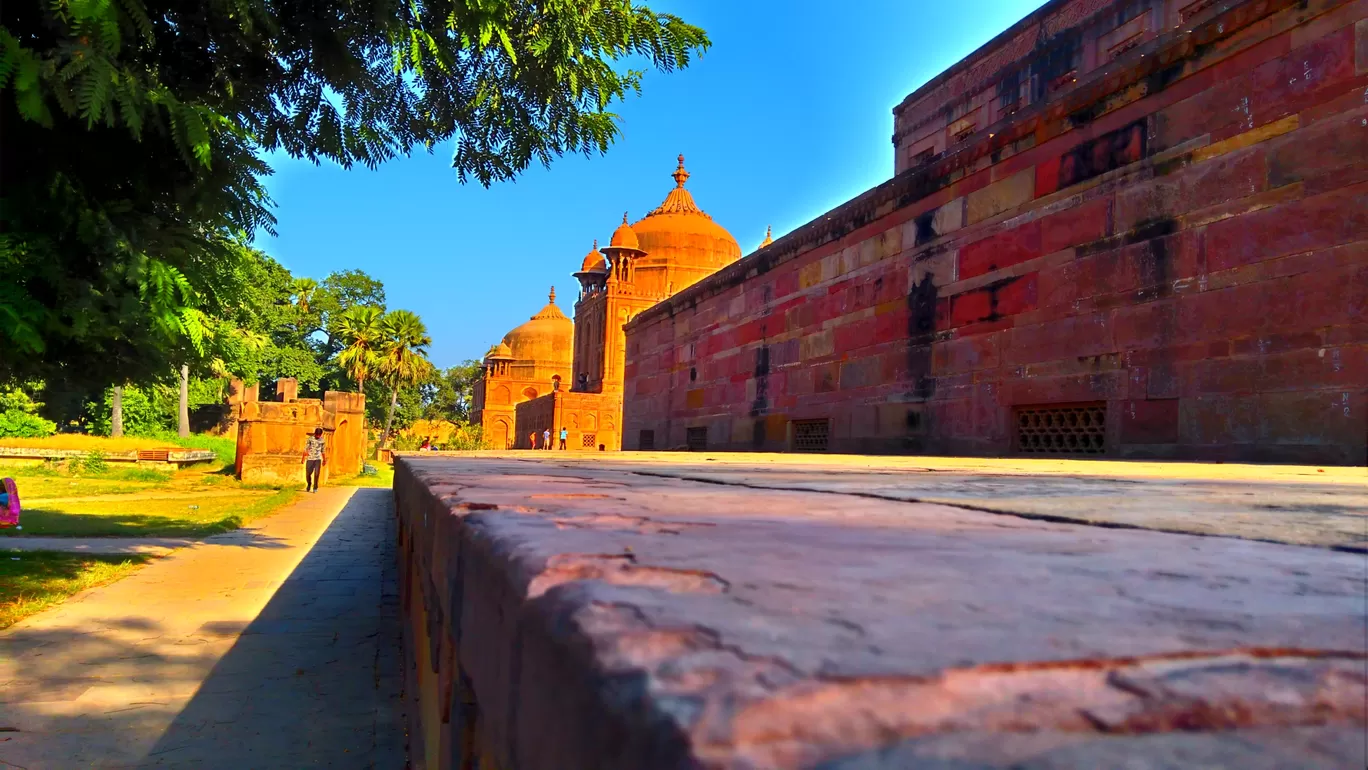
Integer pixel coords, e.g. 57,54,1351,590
1,489,298,537
331,462,394,489
0,550,152,629
0,447,302,538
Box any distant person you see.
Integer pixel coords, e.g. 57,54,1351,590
0,477,20,529
558,427,568,450
543,428,552,450
419,438,431,451
302,427,326,493
528,431,538,450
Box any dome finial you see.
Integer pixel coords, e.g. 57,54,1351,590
672,154,690,188
592,238,598,249
760,224,774,248
622,211,629,224
549,286,556,303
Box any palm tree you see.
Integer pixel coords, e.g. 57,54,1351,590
291,278,318,313
377,310,433,446
336,306,384,392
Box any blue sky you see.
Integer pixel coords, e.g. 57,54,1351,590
254,0,1049,368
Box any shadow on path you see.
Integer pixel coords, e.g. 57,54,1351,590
142,488,406,768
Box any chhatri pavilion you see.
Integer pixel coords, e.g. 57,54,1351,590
471,156,760,449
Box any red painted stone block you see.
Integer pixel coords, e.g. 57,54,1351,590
995,273,1039,316
1113,299,1180,351
943,291,993,328
1269,108,1368,188
1205,184,1368,272
932,333,1002,374
1120,398,1180,444
1034,154,1062,198
834,318,878,354
1251,27,1359,124
1004,312,1115,366
1039,198,1110,254
959,221,1042,280
873,309,907,345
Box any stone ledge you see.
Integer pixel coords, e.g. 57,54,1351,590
0,445,217,466
394,455,1366,769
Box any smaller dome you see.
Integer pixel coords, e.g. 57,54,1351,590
484,342,514,361
760,225,774,249
580,239,607,272
609,212,639,250
501,287,574,365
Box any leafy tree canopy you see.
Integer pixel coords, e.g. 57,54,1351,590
0,0,708,388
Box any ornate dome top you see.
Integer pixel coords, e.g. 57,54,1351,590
484,342,514,361
501,287,573,365
760,225,774,249
579,240,607,272
630,155,741,275
608,213,640,251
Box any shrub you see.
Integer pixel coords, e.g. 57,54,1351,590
0,409,57,438
79,451,109,474
0,381,57,438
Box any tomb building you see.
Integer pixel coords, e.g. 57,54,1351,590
510,156,745,450
470,289,574,449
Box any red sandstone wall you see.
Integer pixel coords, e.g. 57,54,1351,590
623,0,1367,464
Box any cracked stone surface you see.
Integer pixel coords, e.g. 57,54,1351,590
395,455,1367,770
419,452,1368,550
0,488,405,769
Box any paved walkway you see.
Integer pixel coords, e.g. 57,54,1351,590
0,487,405,769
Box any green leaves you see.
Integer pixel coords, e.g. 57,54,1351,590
0,0,709,389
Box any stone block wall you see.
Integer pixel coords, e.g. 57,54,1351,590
623,0,1367,464
234,380,367,484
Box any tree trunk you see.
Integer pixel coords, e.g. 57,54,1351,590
111,385,124,437
381,385,399,446
178,364,190,437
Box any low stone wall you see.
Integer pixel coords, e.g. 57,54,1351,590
394,455,1367,769
0,446,217,469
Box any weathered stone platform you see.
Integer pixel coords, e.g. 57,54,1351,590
395,454,1366,769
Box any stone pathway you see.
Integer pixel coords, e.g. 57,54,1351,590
0,487,405,768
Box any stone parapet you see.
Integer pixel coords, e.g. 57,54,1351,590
0,446,216,468
394,455,1366,769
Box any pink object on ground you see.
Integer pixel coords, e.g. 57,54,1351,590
1,477,20,528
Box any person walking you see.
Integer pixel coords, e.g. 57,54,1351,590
302,427,326,492
558,427,568,450
528,432,538,450
542,428,552,450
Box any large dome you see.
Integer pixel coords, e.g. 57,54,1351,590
630,156,741,279
502,288,574,366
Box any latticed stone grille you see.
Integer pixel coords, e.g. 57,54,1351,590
639,430,655,450
581,433,596,448
686,427,708,451
792,419,830,452
1016,404,1107,455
